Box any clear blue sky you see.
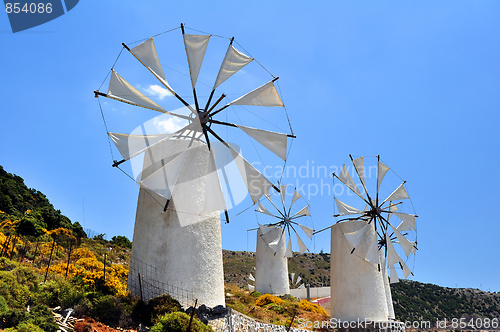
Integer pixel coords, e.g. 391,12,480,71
1,1,499,292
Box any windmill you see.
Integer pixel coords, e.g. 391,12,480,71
325,155,418,321
252,184,313,295
289,272,305,289
94,24,294,307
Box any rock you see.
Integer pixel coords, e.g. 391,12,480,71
212,305,226,315
197,304,210,314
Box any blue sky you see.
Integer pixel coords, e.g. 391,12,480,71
1,1,499,292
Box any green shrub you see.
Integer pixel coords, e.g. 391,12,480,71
90,294,122,326
148,294,182,323
150,312,213,332
36,277,81,308
250,291,261,298
0,305,57,332
131,294,182,326
0,271,31,308
266,303,285,314
28,305,58,332
4,321,44,332
0,257,18,271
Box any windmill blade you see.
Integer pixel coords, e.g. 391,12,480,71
279,184,287,207
297,283,305,289
382,182,409,204
257,201,274,216
260,226,284,253
290,273,295,283
399,260,412,279
130,37,171,89
344,223,379,265
268,231,284,253
377,161,390,191
107,70,166,113
386,231,402,267
139,146,190,199
386,203,399,221
183,34,210,88
200,149,227,214
299,224,313,240
227,144,274,204
249,273,255,282
237,125,288,161
394,212,417,231
227,79,284,107
248,284,255,291
334,198,362,216
337,165,364,198
390,225,415,258
213,44,253,89
258,224,275,236
296,232,308,254
263,192,285,217
296,275,302,286
108,132,180,162
285,236,293,257
292,205,310,218
291,189,302,207
390,266,400,284
352,157,366,188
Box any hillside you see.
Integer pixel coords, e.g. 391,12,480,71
223,249,500,323
223,250,330,288
0,165,85,238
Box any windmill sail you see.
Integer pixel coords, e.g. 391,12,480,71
338,165,363,197
352,157,366,188
108,70,165,113
130,37,172,90
214,44,253,89
383,182,409,203
377,161,390,191
237,125,288,161
183,34,210,88
335,198,362,215
228,80,283,107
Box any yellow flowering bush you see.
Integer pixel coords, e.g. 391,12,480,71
298,299,328,316
255,294,284,306
71,247,96,260
47,255,129,298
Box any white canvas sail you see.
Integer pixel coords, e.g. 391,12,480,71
108,70,165,113
183,34,210,88
214,44,253,89
228,80,283,107
131,37,172,90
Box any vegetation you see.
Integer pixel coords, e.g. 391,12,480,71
225,283,329,328
0,165,85,238
150,312,214,332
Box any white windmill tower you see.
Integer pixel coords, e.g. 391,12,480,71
94,24,294,307
326,155,418,322
252,185,313,295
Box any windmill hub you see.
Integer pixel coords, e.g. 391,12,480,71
198,111,211,125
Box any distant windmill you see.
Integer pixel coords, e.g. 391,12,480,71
251,184,313,295
322,155,418,321
289,272,305,289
